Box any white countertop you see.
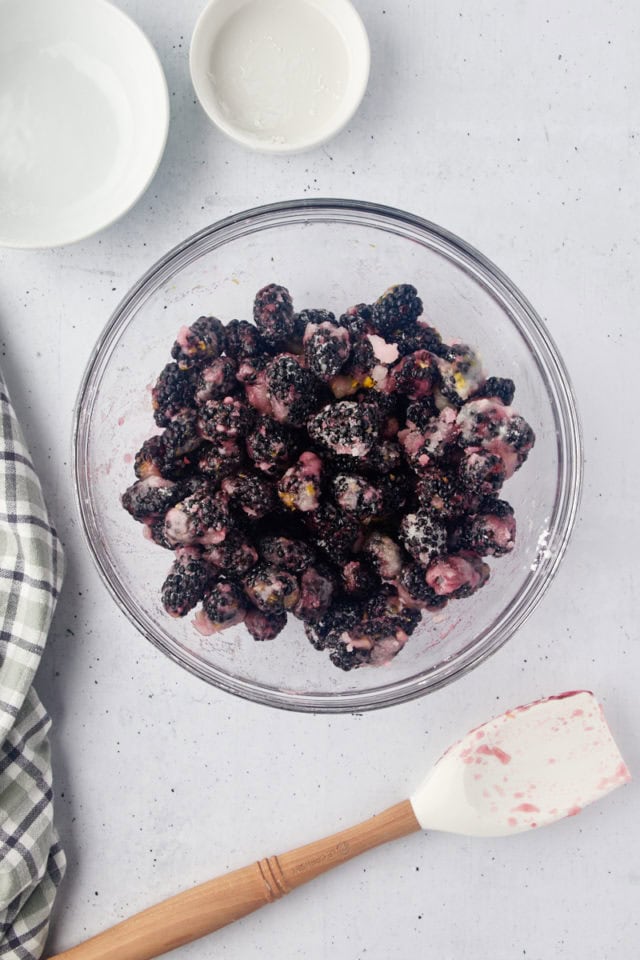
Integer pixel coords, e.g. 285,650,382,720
1,1,639,957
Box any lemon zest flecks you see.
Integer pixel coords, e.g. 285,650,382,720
453,372,466,391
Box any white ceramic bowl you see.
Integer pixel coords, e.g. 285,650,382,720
0,0,169,249
190,0,370,154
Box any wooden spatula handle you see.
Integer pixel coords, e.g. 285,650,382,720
49,800,419,960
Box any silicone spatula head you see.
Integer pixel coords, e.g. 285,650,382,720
410,691,630,837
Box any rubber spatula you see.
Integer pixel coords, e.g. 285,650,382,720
49,690,630,960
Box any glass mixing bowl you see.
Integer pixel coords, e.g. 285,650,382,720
74,199,582,712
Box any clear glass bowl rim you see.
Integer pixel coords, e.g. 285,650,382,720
74,198,583,713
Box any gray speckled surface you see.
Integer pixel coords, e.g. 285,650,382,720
1,1,639,957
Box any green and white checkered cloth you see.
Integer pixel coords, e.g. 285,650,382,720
0,371,65,958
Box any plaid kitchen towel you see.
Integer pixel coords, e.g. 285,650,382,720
0,370,65,959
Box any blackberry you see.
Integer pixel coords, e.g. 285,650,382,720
152,363,196,427
292,565,336,622
245,417,300,476
163,487,232,546
303,502,360,560
197,442,245,481
171,316,225,367
307,401,379,458
221,471,278,518
163,409,203,459
235,354,270,385
331,474,382,519
278,451,322,512
194,357,238,404
460,498,516,557
377,471,411,514
436,343,485,406
134,435,167,480
329,645,366,671
399,406,459,471
398,562,447,608
223,319,266,359
426,551,490,599
242,564,300,614
303,321,351,379
414,466,470,519
143,517,175,550
386,350,437,400
253,284,295,345
258,536,315,573
337,303,375,338
458,448,507,497
373,284,423,337
304,600,364,651
245,608,287,641
405,399,438,431
399,510,448,567
122,477,187,521
477,377,515,406
197,397,254,441
341,560,380,598
363,532,404,580
365,441,403,476
502,415,535,454
161,551,210,617
294,308,336,340
201,579,246,627
392,320,444,357
205,529,258,575
266,356,320,427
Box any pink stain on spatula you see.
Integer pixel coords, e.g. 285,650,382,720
410,690,631,836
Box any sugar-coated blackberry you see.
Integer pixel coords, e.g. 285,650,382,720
197,396,254,441
293,565,336,622
201,579,246,626
364,441,403,476
303,321,351,379
364,531,404,580
221,471,278,519
253,284,295,345
458,448,507,497
392,320,444,357
460,498,516,557
259,536,315,573
304,600,364,651
245,416,299,476
304,502,360,560
294,308,336,340
143,517,175,550
242,564,300,614
278,451,322,511
197,442,245,481
386,350,437,400
194,357,238,404
122,477,188,521
266,356,320,427
399,509,448,566
341,560,380,597
134,435,167,480
163,409,203,459
373,284,423,337
161,550,210,617
338,303,375,337
436,343,485,406
163,487,232,546
405,399,438,431
205,529,258,575
477,377,515,406
426,551,490,599
398,563,447,609
399,406,459,472
502,415,535,454
329,645,366,671
245,608,287,641
331,474,382,520
152,362,196,427
171,317,225,367
307,401,379,458
223,319,266,359
414,466,470,519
